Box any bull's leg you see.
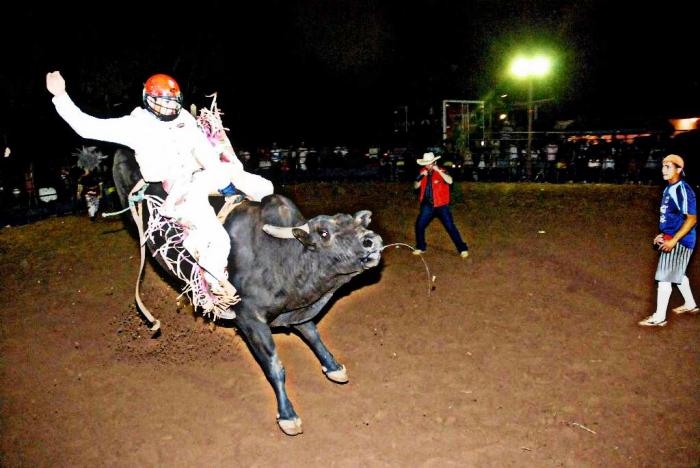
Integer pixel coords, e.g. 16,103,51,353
293,321,348,383
235,317,303,435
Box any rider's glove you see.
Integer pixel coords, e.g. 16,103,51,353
218,182,238,197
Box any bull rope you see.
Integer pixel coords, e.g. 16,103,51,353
128,180,161,332
86,179,162,331
380,243,435,296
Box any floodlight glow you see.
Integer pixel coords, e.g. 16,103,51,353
510,58,530,78
530,56,551,76
510,56,551,78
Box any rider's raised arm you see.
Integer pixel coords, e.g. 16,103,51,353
51,93,138,148
47,71,138,148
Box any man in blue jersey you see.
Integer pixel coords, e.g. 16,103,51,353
639,154,698,327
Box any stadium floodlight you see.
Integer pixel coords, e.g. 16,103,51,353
509,55,552,179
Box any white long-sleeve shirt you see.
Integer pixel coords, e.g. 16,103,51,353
52,93,229,188
52,93,274,201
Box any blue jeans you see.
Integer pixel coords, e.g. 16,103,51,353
415,203,468,252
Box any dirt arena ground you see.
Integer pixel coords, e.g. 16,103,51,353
1,182,699,467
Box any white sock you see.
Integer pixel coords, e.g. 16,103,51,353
654,282,672,321
678,275,697,309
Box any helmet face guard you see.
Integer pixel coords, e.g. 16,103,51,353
142,74,183,122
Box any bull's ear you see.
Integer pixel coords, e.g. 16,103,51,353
354,210,372,227
293,228,317,251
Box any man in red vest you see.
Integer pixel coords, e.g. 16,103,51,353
413,152,469,258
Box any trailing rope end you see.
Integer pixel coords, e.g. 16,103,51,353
149,320,161,333
101,206,130,217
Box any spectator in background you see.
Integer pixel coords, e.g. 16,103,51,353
545,139,558,182
412,152,469,258
0,145,10,204
72,146,107,220
77,167,102,221
639,154,698,327
508,143,519,181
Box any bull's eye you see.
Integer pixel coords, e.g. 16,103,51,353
319,229,329,239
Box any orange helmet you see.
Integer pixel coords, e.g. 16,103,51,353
142,74,183,121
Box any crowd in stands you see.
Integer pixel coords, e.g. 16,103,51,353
0,133,684,226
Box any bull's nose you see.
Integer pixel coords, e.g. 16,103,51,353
361,233,383,250
361,231,382,251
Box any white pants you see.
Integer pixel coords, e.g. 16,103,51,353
162,164,273,284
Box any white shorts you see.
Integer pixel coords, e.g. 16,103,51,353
656,243,694,284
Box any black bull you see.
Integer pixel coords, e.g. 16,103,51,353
113,149,383,435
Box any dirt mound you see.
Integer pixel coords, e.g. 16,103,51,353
108,299,242,366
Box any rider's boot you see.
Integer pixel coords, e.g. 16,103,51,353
202,276,239,320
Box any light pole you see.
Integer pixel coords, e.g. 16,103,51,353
526,78,533,178
510,55,551,179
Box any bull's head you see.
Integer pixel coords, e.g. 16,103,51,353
263,210,383,272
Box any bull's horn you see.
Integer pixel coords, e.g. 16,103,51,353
263,223,310,239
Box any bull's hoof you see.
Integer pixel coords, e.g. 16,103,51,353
277,417,303,436
323,365,348,383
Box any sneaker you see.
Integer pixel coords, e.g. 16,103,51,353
638,316,668,327
460,250,469,258
200,296,237,320
412,249,425,256
672,305,700,315
215,308,237,320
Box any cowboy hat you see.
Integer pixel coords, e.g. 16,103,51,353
416,152,441,166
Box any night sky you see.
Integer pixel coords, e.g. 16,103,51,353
1,1,697,163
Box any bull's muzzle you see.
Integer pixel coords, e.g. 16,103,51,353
360,232,383,269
